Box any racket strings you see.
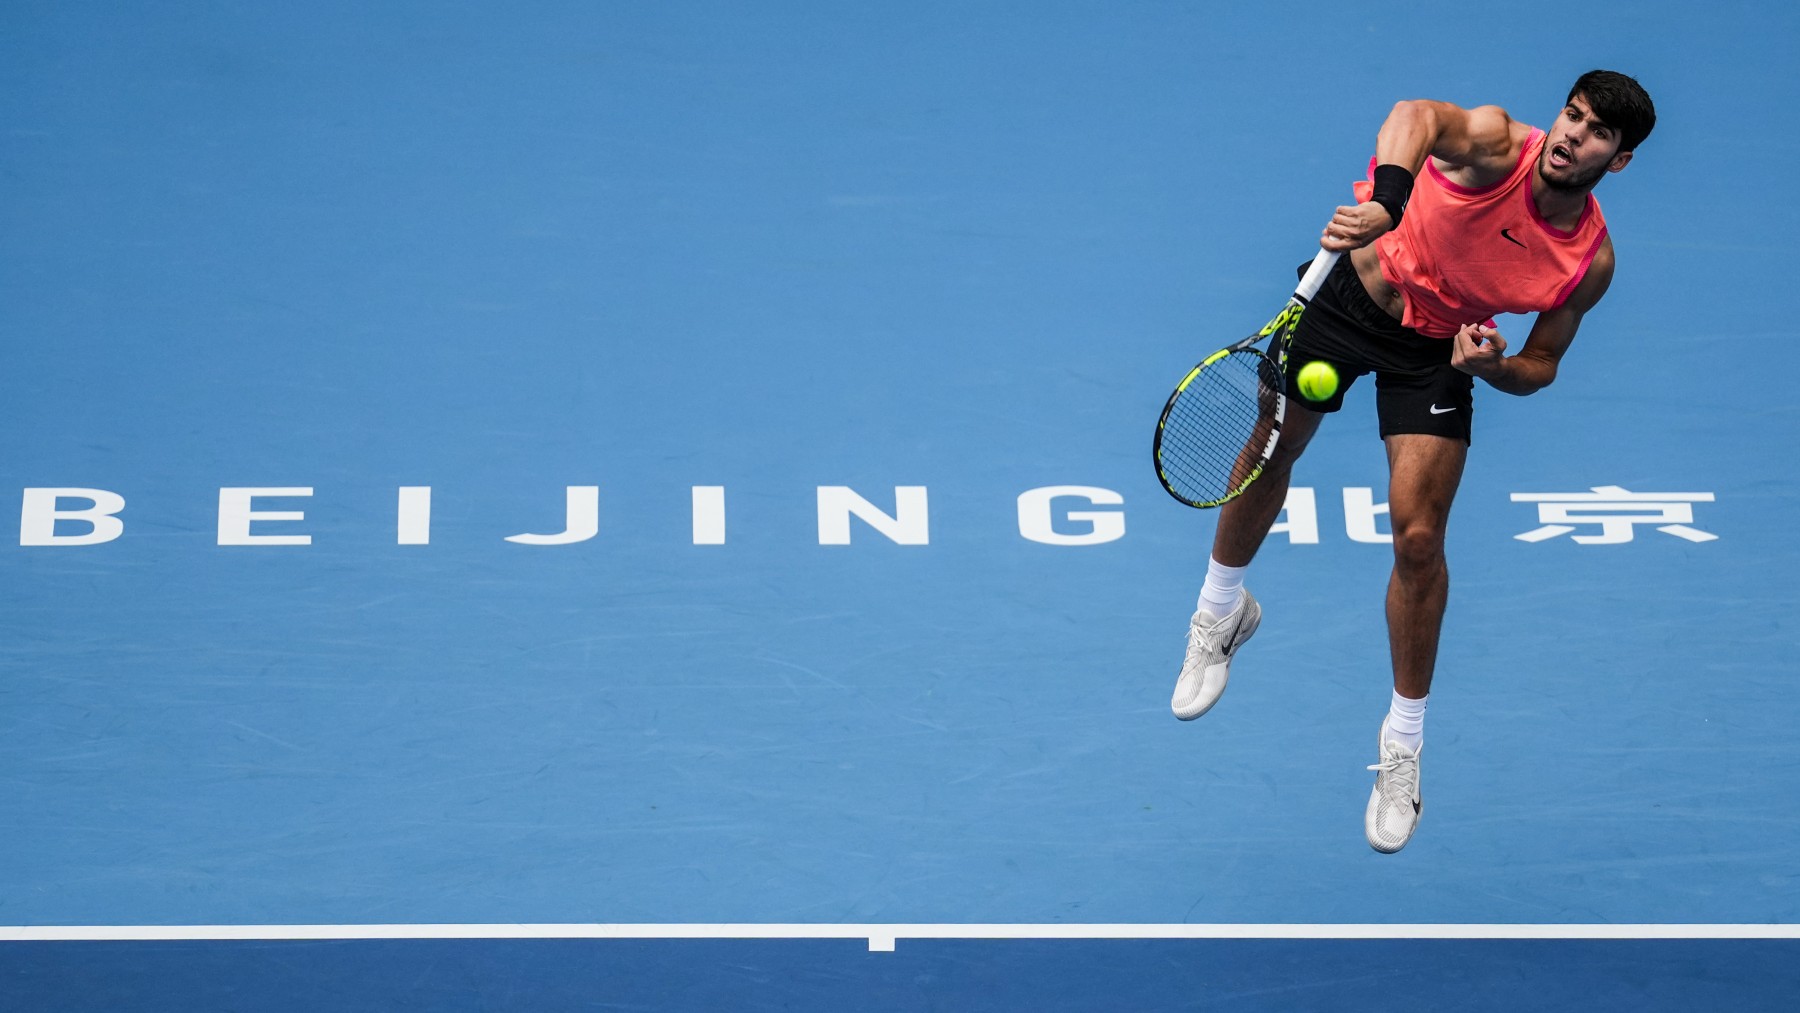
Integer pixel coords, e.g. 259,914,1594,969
1156,349,1283,506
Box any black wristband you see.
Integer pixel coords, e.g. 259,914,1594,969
1370,163,1414,228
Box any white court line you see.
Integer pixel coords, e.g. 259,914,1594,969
3,924,1797,951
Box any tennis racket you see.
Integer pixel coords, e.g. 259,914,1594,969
1152,248,1341,508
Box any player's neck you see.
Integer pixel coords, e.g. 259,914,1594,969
1529,173,1593,232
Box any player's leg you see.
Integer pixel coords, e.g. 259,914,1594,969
1383,431,1467,700
1214,255,1371,572
1173,407,1325,720
1209,402,1325,568
1364,362,1472,852
1174,255,1376,721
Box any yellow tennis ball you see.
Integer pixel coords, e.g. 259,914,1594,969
1296,360,1339,402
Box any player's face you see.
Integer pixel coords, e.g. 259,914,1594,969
1538,94,1632,192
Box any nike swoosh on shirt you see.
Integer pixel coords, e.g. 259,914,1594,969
1500,228,1526,248
1429,405,1457,415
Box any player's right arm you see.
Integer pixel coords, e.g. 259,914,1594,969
1377,100,1523,177
1323,101,1530,251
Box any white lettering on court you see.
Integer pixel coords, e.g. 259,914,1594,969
818,486,929,545
1344,487,1392,544
1017,486,1125,546
1268,487,1319,544
1511,486,1718,544
398,486,431,545
692,486,726,545
506,487,600,545
20,488,126,546
218,488,313,546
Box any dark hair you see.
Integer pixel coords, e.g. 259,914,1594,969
1568,70,1656,152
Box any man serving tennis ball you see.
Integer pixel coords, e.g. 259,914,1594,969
1172,71,1655,853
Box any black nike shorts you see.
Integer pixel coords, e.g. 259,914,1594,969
1282,255,1475,444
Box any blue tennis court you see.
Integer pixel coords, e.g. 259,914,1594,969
5,1,1798,1008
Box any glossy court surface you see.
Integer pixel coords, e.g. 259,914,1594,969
4,2,1797,1008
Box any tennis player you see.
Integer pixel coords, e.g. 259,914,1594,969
1172,70,1655,852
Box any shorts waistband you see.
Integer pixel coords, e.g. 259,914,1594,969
1319,254,1420,341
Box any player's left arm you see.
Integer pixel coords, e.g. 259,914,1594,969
1451,239,1616,395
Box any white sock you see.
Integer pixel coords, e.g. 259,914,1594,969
1384,690,1427,752
1197,557,1247,619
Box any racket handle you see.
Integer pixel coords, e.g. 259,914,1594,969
1294,249,1342,303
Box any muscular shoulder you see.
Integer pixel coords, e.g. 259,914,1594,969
1423,102,1536,183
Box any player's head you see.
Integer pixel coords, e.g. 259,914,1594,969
1539,70,1655,193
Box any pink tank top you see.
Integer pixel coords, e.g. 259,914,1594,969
1354,129,1609,339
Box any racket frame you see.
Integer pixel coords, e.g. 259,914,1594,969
1152,249,1342,508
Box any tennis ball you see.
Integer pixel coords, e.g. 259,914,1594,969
1296,360,1339,402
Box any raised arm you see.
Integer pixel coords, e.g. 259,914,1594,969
1376,100,1523,176
1323,101,1531,251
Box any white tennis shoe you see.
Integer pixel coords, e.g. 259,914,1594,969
1171,589,1260,720
1364,719,1423,853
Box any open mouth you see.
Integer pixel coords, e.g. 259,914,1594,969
1548,142,1574,168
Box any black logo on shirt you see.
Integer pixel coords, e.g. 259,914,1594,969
1500,228,1526,249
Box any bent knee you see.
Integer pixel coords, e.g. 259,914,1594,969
1391,522,1447,570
